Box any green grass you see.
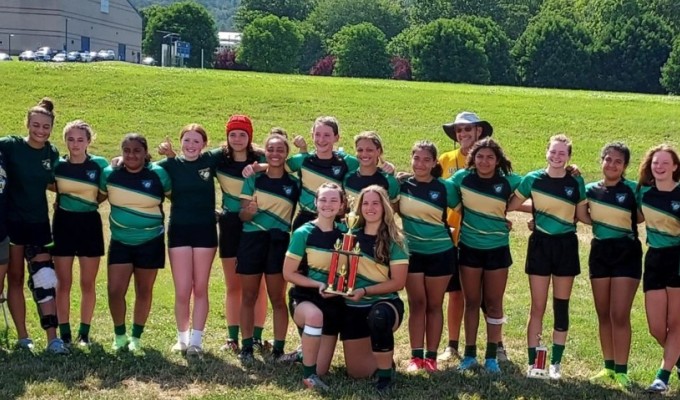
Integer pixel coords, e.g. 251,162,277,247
0,61,679,399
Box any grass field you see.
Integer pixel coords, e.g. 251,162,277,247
0,61,679,399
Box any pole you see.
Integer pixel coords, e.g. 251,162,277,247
65,18,68,52
201,48,204,69
8,34,12,56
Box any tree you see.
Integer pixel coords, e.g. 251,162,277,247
408,0,452,25
142,1,219,68
308,0,408,40
234,0,315,30
647,0,680,35
409,19,489,84
330,23,391,78
458,16,515,85
295,21,326,73
661,37,680,94
237,15,303,73
512,13,593,89
387,25,420,59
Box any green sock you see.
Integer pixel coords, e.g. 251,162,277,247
550,344,565,364
464,345,476,358
78,323,90,336
303,364,316,378
485,342,498,360
114,324,126,336
131,324,144,339
411,348,424,359
228,325,239,341
242,337,253,349
656,368,671,384
59,323,71,338
528,347,537,365
604,359,615,371
273,340,285,352
425,351,437,360
254,326,264,341
377,368,392,378
615,364,628,374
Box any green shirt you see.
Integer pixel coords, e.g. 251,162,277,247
240,172,300,233
586,179,639,240
639,184,680,248
343,168,400,204
286,222,345,285
55,154,108,212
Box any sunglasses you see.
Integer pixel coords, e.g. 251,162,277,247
455,125,476,134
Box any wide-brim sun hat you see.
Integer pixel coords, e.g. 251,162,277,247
442,111,493,142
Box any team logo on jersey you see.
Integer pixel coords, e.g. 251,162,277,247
564,186,574,197
493,184,504,193
42,159,52,170
616,193,627,204
86,170,97,181
448,167,455,176
332,166,342,176
672,201,680,212
283,185,293,196
429,190,440,201
198,168,211,181
141,180,153,189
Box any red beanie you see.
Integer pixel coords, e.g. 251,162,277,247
226,115,253,143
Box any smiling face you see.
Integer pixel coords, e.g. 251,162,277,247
360,190,384,225
315,186,344,219
651,150,678,183
265,136,289,168
312,123,338,156
355,138,381,168
455,124,482,151
411,148,436,179
474,148,498,178
180,130,207,161
27,113,53,147
122,138,148,172
546,140,570,170
65,127,90,159
227,129,249,153
601,149,626,183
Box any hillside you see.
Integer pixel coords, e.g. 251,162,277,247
129,0,240,30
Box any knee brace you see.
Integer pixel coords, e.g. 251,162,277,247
24,244,49,262
27,260,57,304
367,303,397,352
486,315,507,325
553,298,570,332
40,314,58,330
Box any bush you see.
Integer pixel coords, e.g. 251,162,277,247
330,23,391,78
214,48,248,70
387,26,419,59
237,15,303,73
295,21,326,73
661,37,680,94
310,56,336,76
391,56,412,80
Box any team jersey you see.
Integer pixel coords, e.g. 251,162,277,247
240,172,300,233
0,151,8,241
439,148,467,244
345,230,408,307
100,164,172,245
639,184,680,248
448,169,521,249
286,151,359,213
586,179,638,241
216,151,263,213
343,168,400,204
286,222,345,285
156,148,221,226
54,154,108,213
0,135,59,224
398,177,457,254
514,170,586,235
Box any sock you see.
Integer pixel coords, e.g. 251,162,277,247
425,351,437,360
114,324,126,336
377,368,392,382
656,368,671,384
411,348,424,359
448,340,459,351
178,330,190,345
242,337,253,349
528,347,537,365
131,324,144,339
615,364,628,374
78,323,90,337
550,344,565,364
464,345,476,358
485,342,498,360
604,359,615,371
59,323,71,340
254,326,264,341
273,340,285,352
303,364,316,378
190,330,203,347
228,325,239,341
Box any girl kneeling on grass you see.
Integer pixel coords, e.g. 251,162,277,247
283,183,347,391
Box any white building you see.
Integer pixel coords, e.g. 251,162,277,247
218,31,241,50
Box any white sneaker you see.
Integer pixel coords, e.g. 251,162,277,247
549,364,562,380
437,346,460,361
171,341,187,353
646,378,669,393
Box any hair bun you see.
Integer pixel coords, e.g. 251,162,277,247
38,97,54,112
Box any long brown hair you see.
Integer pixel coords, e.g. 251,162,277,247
465,137,513,175
353,185,406,265
26,97,55,126
637,144,680,189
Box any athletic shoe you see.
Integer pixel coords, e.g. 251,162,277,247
47,338,70,355
253,338,272,354
646,378,669,393
496,346,509,362
458,356,479,371
16,338,34,351
406,357,424,372
277,349,302,364
615,373,632,390
127,337,142,352
171,341,187,353
423,358,438,373
186,345,203,358
589,368,615,382
549,364,562,380
302,374,329,391
437,346,460,361
484,358,501,374
111,335,129,351
75,334,91,347
220,339,239,353
61,334,72,347
238,346,254,363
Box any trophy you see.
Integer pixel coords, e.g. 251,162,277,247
325,208,362,296
528,335,549,379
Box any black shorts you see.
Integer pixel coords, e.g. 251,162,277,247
589,238,642,280
236,230,289,275
409,247,457,278
218,212,242,258
168,223,218,249
52,209,105,257
643,246,680,292
288,286,345,336
108,235,165,269
340,297,404,341
458,242,512,270
8,219,52,247
525,231,580,277
292,210,316,232
0,236,9,265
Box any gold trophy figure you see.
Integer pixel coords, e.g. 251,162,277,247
325,201,362,296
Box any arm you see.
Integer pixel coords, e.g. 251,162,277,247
238,196,257,222
576,202,591,225
507,194,531,213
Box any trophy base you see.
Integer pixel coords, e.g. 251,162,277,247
323,288,351,297
527,368,549,379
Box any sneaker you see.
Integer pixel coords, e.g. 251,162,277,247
253,338,272,354
646,378,669,393
302,374,329,391
47,338,70,355
458,356,479,371
171,341,187,353
127,337,142,352
270,348,285,362
220,339,239,353
549,364,562,380
16,338,34,351
61,334,72,347
590,368,615,382
238,346,254,363
277,349,301,364
484,358,501,374
496,346,509,362
423,358,438,373
111,335,129,351
186,345,203,358
615,373,632,390
406,357,424,372
75,334,91,347
437,346,460,361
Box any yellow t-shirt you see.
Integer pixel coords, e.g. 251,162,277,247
438,149,468,245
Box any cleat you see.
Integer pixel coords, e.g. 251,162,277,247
238,346,254,363
549,364,562,380
127,337,142,352
16,338,34,351
646,378,669,393
171,341,187,353
458,356,479,371
277,349,301,363
186,345,203,358
484,358,501,374
47,338,70,355
615,373,632,390
496,345,509,362
75,334,91,347
406,357,424,372
112,335,129,351
302,374,329,391
423,358,438,373
220,338,239,353
437,346,460,362
589,368,615,382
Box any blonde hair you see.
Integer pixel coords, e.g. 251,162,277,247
354,185,405,265
63,120,95,142
547,134,572,156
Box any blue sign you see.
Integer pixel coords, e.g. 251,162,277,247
176,41,191,59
